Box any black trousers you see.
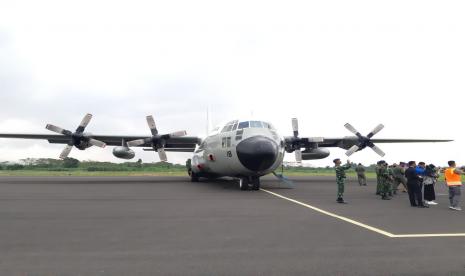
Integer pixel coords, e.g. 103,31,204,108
424,184,436,201
407,182,423,206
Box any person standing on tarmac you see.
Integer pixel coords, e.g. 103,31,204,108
444,161,465,211
378,161,392,200
392,162,408,193
405,161,428,208
334,158,351,204
355,163,367,186
375,161,383,195
423,164,439,205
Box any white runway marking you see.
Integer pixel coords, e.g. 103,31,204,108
261,188,465,238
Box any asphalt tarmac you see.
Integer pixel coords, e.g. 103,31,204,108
1,176,465,275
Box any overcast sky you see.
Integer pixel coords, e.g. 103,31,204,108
0,0,464,166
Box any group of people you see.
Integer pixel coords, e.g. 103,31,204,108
333,159,464,211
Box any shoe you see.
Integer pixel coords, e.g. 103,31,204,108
450,206,462,211
428,201,438,205
337,198,347,204
418,205,429,208
381,196,391,200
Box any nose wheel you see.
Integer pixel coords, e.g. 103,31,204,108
239,177,260,191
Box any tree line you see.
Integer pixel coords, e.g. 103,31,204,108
0,158,186,172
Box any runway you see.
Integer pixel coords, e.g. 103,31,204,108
1,176,465,275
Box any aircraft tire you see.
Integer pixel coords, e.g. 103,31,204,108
190,172,199,182
239,178,249,191
251,177,260,190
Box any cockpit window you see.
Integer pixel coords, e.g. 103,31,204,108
221,120,239,133
250,121,263,128
221,125,229,132
238,121,249,129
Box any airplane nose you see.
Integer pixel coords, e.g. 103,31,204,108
236,136,278,172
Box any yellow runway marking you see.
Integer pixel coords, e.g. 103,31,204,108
261,188,465,238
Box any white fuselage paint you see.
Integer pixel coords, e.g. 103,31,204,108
191,121,285,178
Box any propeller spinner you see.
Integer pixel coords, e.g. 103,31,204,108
45,113,106,159
344,123,385,157
126,115,187,162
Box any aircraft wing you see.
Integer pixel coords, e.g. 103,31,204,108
0,133,200,152
315,137,453,150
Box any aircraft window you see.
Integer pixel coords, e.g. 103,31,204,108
221,125,229,132
232,123,238,131
262,122,270,129
250,121,263,128
238,121,249,129
226,125,233,132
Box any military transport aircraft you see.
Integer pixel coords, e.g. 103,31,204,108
0,114,451,190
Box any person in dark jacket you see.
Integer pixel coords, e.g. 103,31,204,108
405,161,428,208
423,164,439,205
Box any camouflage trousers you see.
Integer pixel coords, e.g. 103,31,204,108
393,177,407,192
357,174,367,186
337,179,345,198
381,181,391,195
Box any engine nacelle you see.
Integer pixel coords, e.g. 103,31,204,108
301,148,330,160
113,146,135,160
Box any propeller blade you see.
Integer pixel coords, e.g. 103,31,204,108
295,149,302,162
169,130,187,137
79,114,93,128
146,115,158,136
370,144,386,157
59,145,73,159
157,148,168,162
88,138,106,148
345,145,360,156
367,124,384,138
46,124,70,135
292,118,299,137
344,123,360,135
127,139,147,147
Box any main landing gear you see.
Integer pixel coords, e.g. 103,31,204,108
188,169,199,182
239,176,260,191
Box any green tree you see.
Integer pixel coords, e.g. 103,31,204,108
63,157,80,168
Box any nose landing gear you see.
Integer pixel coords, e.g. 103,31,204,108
239,176,260,191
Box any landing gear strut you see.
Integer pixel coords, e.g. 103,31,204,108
239,176,260,191
189,169,199,182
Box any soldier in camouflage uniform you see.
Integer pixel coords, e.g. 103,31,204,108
334,158,352,203
375,161,382,195
355,163,367,186
392,162,408,193
387,165,395,196
378,161,392,200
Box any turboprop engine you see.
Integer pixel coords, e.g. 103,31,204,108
113,146,135,160
301,148,330,160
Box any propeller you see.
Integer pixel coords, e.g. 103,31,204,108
344,123,385,157
127,115,187,162
291,118,303,163
45,113,106,159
